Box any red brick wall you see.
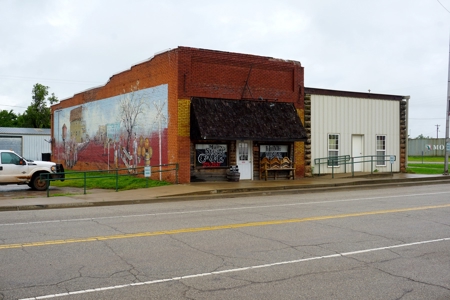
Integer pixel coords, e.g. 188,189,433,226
52,47,305,183
177,47,305,179
52,50,182,182
176,47,304,108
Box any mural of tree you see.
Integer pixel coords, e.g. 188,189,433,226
152,99,168,180
119,81,148,154
53,83,168,172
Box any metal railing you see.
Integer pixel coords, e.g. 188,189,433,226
313,155,351,177
313,155,396,178
41,163,179,197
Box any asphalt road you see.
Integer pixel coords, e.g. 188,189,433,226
1,184,450,299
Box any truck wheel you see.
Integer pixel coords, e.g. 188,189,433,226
30,174,50,191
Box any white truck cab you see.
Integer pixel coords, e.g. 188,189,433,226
0,150,65,191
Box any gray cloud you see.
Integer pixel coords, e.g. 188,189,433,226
1,0,449,138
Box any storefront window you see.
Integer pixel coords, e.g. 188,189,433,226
259,145,289,159
195,144,228,167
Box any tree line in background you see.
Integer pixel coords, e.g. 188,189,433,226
0,83,58,128
415,134,435,139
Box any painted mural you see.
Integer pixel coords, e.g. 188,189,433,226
53,83,168,172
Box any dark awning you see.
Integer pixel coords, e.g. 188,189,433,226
190,98,307,142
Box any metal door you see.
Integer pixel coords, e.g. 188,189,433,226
237,141,252,180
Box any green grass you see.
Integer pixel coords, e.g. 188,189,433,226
406,163,445,174
50,192,79,197
408,156,445,162
50,171,171,190
406,156,447,174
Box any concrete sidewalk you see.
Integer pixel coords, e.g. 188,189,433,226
1,173,450,211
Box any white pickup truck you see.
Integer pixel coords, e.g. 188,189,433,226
0,150,65,191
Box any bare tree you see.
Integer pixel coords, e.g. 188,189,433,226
119,81,147,153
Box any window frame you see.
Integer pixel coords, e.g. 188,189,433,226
376,135,386,166
327,134,340,167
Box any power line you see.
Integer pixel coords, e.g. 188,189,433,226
0,75,103,85
0,104,27,109
437,0,450,13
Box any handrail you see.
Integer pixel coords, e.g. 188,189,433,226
41,163,179,197
314,155,351,177
349,155,396,177
313,155,396,178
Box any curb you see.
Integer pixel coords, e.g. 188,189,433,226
2,176,449,211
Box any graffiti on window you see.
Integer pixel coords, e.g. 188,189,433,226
195,144,228,167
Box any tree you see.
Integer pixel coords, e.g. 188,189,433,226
119,81,147,153
416,134,431,139
0,110,18,127
20,83,59,128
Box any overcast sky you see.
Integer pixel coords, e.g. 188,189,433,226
1,0,450,138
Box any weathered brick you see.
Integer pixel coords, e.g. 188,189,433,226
52,47,306,183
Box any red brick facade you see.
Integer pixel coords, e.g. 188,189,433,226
52,47,305,183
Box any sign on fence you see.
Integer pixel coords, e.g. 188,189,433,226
144,166,151,177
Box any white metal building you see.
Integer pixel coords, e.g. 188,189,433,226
0,127,52,161
304,88,409,175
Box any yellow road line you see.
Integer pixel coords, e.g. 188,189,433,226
2,203,450,250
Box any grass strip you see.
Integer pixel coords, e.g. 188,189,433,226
50,171,170,190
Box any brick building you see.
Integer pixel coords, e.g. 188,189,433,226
51,47,308,183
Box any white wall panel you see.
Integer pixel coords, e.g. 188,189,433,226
311,95,400,174
22,135,51,161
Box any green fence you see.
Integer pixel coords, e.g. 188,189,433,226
314,155,396,178
41,163,179,197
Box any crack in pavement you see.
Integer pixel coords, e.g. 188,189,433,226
345,251,450,294
166,234,229,273
395,288,414,300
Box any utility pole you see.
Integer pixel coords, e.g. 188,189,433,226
444,35,450,175
436,124,440,138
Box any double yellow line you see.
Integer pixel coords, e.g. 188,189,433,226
2,203,450,250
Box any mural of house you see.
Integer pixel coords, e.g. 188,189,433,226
69,106,85,143
51,46,408,183
96,125,106,143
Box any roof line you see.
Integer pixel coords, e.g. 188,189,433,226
304,87,408,100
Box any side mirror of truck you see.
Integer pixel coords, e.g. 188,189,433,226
18,159,26,165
